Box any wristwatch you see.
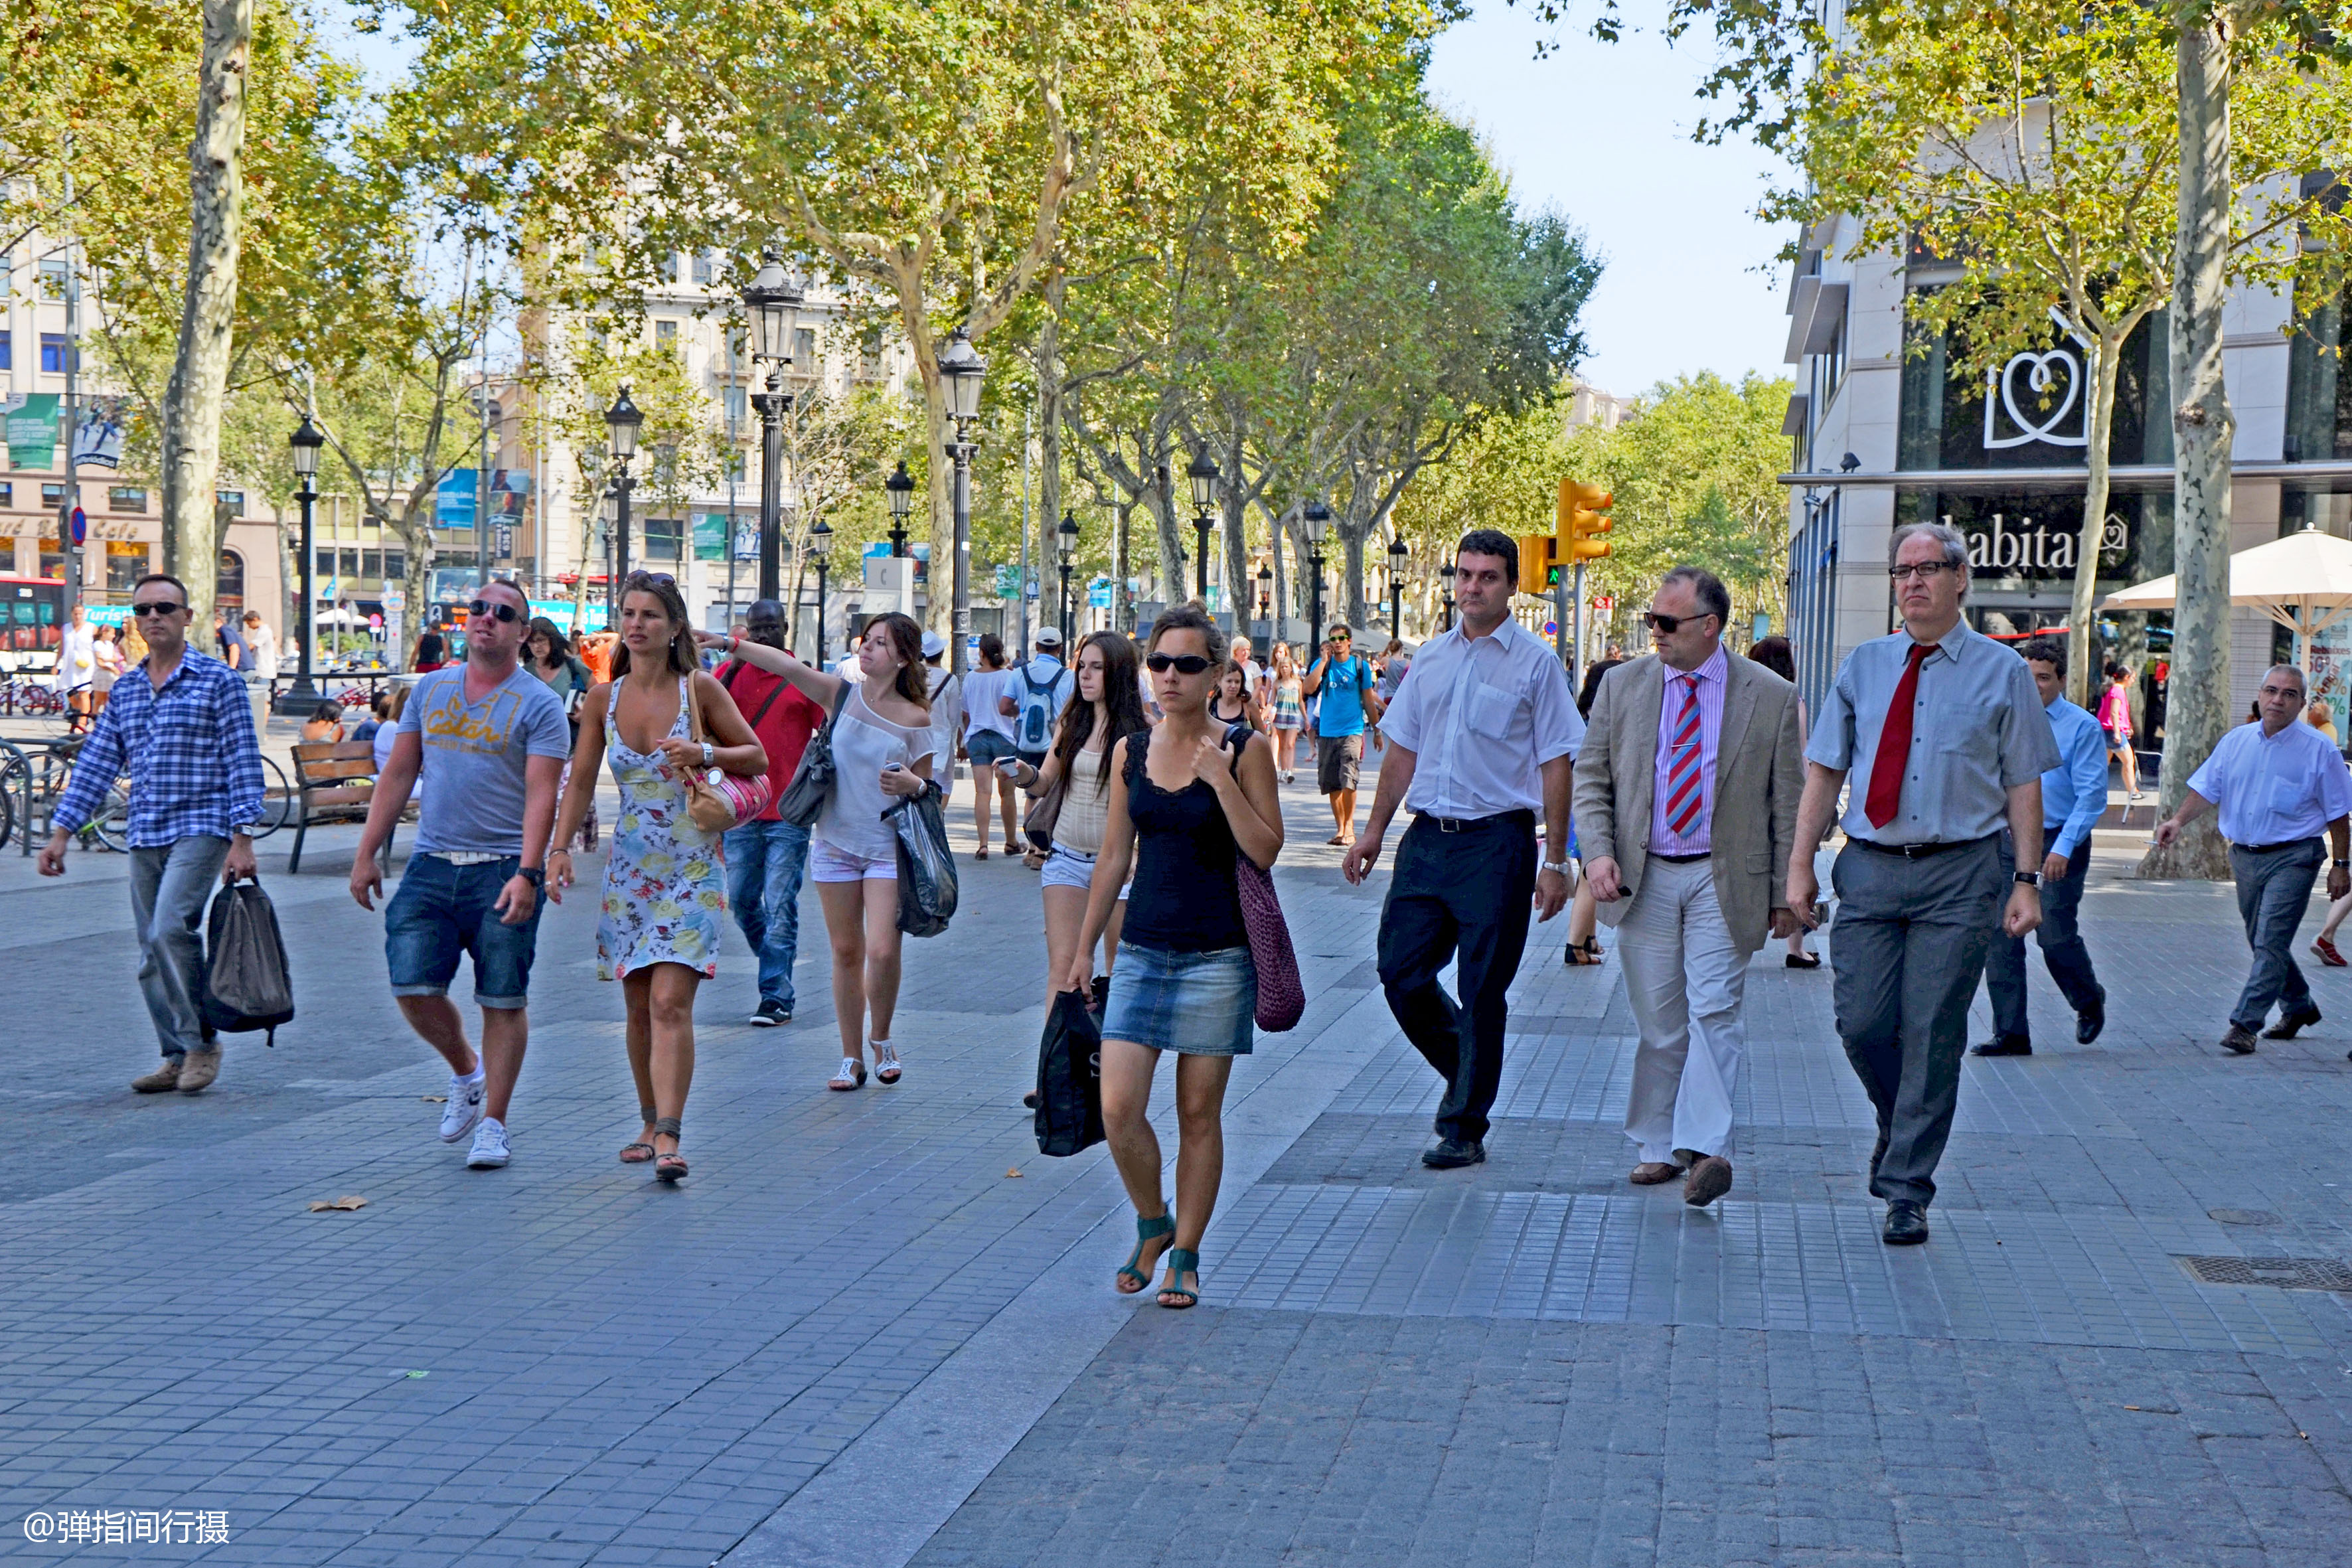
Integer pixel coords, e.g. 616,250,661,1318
2014,870,2042,887
701,741,715,766
518,867,545,888
1541,859,1571,876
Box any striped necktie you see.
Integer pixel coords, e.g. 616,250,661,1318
1664,673,1705,837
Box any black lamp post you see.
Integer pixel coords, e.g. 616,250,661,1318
279,414,325,712
1387,533,1408,639
808,514,832,663
937,327,986,678
1056,509,1079,646
744,252,804,604
1439,562,1456,631
884,461,914,557
1303,499,1330,642
1255,564,1272,636
1186,447,1219,603
603,385,642,618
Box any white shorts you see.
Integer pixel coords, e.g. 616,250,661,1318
811,839,897,884
1042,844,1095,890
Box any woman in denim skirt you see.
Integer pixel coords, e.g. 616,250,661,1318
1063,602,1284,1308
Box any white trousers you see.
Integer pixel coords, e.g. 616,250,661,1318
1618,856,1749,1164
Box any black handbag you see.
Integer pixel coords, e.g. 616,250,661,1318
884,779,959,937
773,683,849,827
1033,988,1105,1156
201,876,296,1047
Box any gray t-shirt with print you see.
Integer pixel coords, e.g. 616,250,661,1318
396,664,572,854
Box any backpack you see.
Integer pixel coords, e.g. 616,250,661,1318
1015,664,1062,752
200,878,296,1047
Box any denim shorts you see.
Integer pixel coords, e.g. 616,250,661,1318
385,854,542,1010
1099,942,1255,1056
966,730,1015,766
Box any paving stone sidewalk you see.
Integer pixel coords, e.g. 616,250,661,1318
7,793,2352,1567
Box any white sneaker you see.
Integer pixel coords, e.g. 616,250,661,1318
466,1118,510,1169
439,1073,485,1143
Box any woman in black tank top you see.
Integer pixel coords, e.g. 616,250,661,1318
1066,604,1283,1310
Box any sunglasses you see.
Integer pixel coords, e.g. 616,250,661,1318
624,571,677,588
1642,611,1716,634
130,601,187,618
467,599,523,623
1145,653,1214,675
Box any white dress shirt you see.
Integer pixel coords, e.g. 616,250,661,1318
2187,718,2352,845
1378,617,1583,819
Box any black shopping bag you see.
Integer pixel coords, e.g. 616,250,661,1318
884,781,959,937
201,876,295,1046
1034,988,1105,1157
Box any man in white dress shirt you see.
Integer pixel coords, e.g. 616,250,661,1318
2155,665,2352,1054
1342,529,1583,1168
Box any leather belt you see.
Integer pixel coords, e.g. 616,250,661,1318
1650,850,1710,864
1849,832,1997,860
1413,809,1535,834
2234,837,2321,855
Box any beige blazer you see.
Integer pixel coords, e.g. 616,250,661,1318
1571,650,1804,955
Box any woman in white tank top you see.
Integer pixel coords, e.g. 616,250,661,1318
698,612,935,1091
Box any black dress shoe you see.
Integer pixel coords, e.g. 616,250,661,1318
2263,1006,2323,1040
1971,1036,2033,1057
2221,1025,2259,1055
2076,1006,2105,1045
1881,1201,1929,1245
1784,953,1822,970
1421,1137,1486,1169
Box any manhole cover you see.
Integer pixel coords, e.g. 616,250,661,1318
2177,1255,2352,1291
2207,1208,2282,1226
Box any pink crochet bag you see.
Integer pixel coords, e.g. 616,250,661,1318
1224,723,1304,1032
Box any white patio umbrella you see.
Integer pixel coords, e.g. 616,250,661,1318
2100,526,2352,672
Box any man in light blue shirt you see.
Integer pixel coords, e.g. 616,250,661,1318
2156,663,2352,1053
1978,637,2111,1056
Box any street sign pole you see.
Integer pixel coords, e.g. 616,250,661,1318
1571,563,1586,690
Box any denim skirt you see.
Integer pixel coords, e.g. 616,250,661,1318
1100,942,1256,1056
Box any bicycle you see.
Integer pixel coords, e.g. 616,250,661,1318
0,740,289,853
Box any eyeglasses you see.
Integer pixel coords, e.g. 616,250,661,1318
467,599,523,623
130,601,186,618
1145,653,1214,675
1642,611,1716,634
1889,562,1958,582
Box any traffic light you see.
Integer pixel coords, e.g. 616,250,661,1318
1559,479,1613,562
1516,534,1561,589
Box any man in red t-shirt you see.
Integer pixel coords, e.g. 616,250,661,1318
719,600,828,1026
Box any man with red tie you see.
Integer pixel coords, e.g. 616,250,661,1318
1786,523,2059,1245
1573,566,1806,1209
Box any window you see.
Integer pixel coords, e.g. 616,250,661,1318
643,516,684,561
692,250,717,285
722,383,746,427
384,551,406,581
0,481,11,507
0,330,10,371
40,483,66,507
655,319,678,350
216,549,244,610
792,326,817,368
216,490,244,517
40,333,72,374
105,542,148,592
361,549,384,578
108,486,147,512
39,258,68,299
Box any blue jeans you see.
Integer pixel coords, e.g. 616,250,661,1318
129,836,231,1058
724,818,811,1008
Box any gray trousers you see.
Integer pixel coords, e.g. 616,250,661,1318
1830,834,2005,1207
2229,839,2324,1031
129,836,229,1059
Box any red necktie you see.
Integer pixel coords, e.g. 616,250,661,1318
1863,643,1932,828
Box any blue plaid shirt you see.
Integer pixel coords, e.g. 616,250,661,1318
52,649,268,848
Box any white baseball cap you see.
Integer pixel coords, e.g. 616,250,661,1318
1036,626,1063,647
921,630,947,659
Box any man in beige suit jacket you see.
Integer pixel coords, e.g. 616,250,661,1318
1571,566,1804,1208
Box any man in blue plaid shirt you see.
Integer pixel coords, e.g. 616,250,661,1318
40,573,267,1095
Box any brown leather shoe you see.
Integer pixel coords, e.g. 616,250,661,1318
175,1049,222,1094
131,1057,182,1094
1683,1154,1734,1208
1630,1161,1682,1185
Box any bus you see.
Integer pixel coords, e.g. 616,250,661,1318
0,575,66,670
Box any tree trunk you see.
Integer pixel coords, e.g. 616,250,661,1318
2139,10,2236,882
1221,426,1251,630
159,0,252,623
1036,285,1063,645
1269,503,1291,639
2067,329,2128,707
397,512,435,670
1341,526,1368,629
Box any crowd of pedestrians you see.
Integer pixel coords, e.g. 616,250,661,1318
50,518,2352,1312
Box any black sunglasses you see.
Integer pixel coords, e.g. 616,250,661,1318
130,601,187,618
467,599,523,623
1642,611,1716,634
1145,653,1214,675
624,571,677,588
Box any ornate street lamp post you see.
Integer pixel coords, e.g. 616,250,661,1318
1255,564,1271,635
1439,562,1456,631
1303,499,1331,641
1186,448,1219,603
808,514,832,664
603,386,642,619
936,327,986,678
743,254,804,604
1387,533,1409,639
1056,509,1080,645
884,460,915,557
279,414,326,711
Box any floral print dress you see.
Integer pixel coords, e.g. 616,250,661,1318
597,678,728,980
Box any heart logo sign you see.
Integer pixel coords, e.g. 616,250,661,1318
1983,345,2088,449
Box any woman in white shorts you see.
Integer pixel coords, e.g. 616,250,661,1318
1008,631,1151,1017
699,611,935,1090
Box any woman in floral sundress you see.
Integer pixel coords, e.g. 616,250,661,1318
550,573,765,1182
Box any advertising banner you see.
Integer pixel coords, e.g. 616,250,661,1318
435,469,477,530
3,393,61,469
694,512,729,562
71,398,129,469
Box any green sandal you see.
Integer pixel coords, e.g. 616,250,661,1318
1117,1214,1176,1294
1158,1248,1200,1309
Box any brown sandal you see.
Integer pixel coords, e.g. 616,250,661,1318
652,1117,686,1182
975,844,989,860
620,1105,657,1162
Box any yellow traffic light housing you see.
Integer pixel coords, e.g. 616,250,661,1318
1516,534,1561,589
1559,479,1613,562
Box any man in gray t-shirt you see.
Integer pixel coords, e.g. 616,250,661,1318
351,582,570,1172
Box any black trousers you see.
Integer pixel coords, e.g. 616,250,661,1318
1376,812,1537,1145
